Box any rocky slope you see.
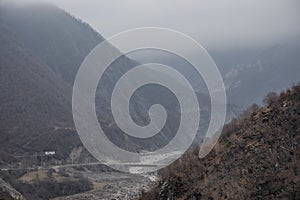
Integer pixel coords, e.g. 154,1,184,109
141,84,300,199
0,177,26,200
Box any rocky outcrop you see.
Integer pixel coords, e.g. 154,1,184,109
0,177,26,200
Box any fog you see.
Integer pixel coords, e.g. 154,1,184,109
7,0,298,50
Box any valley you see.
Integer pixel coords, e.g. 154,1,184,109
0,1,299,199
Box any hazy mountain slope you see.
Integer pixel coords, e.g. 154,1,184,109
0,2,104,84
0,1,120,167
0,2,193,165
1,3,162,153
224,43,300,107
141,85,300,199
0,22,81,165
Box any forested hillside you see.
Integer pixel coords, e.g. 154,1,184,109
141,84,300,199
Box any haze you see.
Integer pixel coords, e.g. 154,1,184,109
4,0,300,50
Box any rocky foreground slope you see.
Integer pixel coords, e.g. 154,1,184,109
0,177,25,200
141,84,300,199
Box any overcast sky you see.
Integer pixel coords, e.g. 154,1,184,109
10,0,300,50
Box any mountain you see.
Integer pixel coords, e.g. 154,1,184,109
0,1,104,85
0,3,218,198
0,2,136,198
0,2,132,167
0,2,206,167
140,42,300,110
0,20,79,164
221,43,300,108
140,84,300,199
1,1,233,163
